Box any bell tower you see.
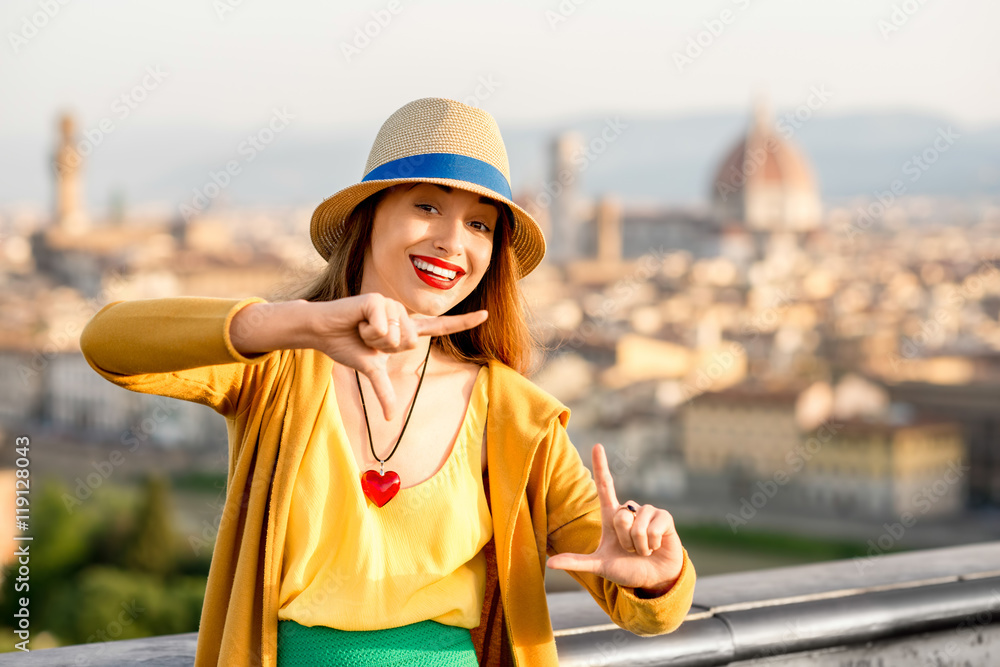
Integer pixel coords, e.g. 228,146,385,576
53,113,88,233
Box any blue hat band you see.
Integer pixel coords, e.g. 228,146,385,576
362,153,512,201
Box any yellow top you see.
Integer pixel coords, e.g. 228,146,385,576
277,364,493,630
80,296,697,667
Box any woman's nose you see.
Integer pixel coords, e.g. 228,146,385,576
432,218,465,255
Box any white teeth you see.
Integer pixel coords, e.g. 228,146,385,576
412,258,458,280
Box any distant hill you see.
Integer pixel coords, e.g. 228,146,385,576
517,112,1000,205
2,111,998,215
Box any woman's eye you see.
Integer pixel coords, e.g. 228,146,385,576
416,203,490,232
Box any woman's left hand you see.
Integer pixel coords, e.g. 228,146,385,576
545,443,685,595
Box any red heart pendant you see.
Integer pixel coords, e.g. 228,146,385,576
361,470,401,507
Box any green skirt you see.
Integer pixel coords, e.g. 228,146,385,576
277,619,479,667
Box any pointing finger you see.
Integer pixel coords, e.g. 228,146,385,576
414,310,488,337
592,443,620,511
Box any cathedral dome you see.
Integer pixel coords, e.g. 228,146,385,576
711,100,821,232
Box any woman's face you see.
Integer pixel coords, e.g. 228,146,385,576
360,183,499,316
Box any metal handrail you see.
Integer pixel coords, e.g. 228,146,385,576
6,541,1000,666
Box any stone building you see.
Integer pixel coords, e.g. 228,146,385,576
677,376,968,519
797,418,966,519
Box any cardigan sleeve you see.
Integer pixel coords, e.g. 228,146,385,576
79,296,275,418
543,414,696,636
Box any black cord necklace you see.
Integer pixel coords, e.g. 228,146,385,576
354,339,433,507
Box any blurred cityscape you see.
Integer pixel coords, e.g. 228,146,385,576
1,98,999,634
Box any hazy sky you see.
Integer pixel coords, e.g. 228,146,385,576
3,0,998,144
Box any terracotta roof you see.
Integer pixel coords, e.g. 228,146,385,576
711,112,818,198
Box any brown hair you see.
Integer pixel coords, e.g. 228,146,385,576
280,186,538,374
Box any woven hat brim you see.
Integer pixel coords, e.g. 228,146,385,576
310,178,546,279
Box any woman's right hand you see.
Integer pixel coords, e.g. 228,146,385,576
304,294,487,420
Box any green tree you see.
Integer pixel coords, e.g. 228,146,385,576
0,474,209,651
45,566,206,644
122,475,177,576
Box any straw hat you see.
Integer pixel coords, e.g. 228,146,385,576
310,97,545,278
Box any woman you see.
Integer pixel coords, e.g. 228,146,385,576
80,97,695,666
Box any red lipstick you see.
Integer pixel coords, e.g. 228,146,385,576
410,255,466,290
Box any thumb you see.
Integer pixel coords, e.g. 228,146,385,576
362,367,396,421
546,553,601,574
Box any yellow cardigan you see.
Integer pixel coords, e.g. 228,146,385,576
79,296,696,667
